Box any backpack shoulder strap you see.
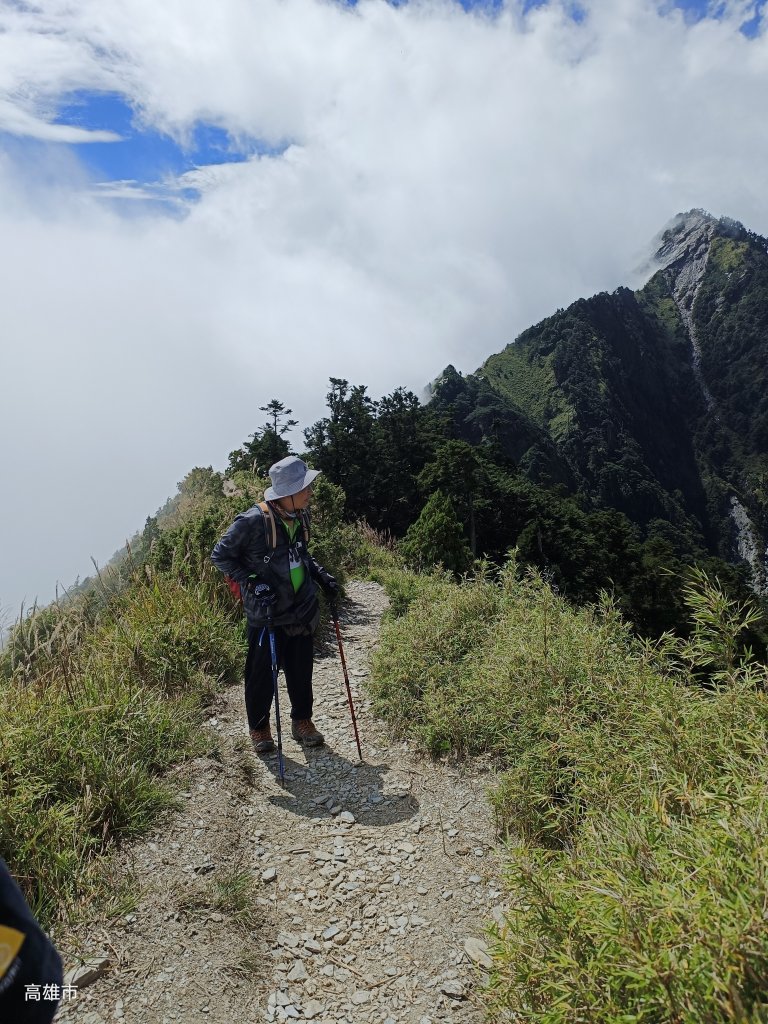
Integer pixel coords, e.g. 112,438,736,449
257,501,278,550
300,508,311,546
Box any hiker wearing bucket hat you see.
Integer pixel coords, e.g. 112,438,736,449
211,456,339,752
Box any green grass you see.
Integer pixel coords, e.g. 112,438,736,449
483,344,569,431
0,569,243,926
210,867,261,930
709,236,749,274
175,865,261,933
369,555,768,1021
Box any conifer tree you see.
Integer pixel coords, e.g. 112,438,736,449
304,379,377,513
227,398,297,474
400,490,472,576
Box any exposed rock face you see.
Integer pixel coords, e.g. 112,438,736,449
654,209,718,290
652,212,768,595
655,210,719,414
730,496,768,597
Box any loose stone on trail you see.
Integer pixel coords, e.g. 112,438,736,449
464,937,493,970
441,979,467,999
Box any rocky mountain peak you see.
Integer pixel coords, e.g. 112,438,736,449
651,209,752,306
654,209,717,271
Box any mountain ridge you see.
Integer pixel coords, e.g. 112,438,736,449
429,209,768,593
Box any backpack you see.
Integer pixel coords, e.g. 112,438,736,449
225,501,311,602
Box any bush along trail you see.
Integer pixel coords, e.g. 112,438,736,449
53,581,502,1024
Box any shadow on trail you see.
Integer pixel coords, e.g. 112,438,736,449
257,742,419,827
312,600,381,658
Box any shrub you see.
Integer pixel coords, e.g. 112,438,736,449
399,490,473,576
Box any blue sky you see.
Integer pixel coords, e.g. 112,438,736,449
46,91,288,208
55,92,253,182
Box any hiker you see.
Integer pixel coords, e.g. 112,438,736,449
211,456,339,751
0,857,63,1023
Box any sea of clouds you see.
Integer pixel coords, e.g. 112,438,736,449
1,0,767,619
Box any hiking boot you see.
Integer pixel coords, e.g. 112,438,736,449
249,725,275,753
291,719,325,747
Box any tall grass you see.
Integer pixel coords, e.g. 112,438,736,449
369,555,768,1021
0,564,243,926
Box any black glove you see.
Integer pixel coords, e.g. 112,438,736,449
245,580,276,609
317,569,339,598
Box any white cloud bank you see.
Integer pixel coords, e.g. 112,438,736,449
1,0,767,618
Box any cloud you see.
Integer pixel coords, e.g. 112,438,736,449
0,98,121,142
0,0,767,615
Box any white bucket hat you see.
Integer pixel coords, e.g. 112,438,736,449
264,456,322,501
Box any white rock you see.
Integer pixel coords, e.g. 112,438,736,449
64,956,111,989
287,961,308,982
440,980,466,999
303,999,325,1019
464,937,493,970
339,811,356,824
351,991,370,1004
262,867,278,883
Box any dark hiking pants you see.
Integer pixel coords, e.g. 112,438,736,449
245,625,314,730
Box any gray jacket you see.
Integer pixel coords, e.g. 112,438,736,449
211,505,324,629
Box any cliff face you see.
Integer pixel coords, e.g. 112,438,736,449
430,211,768,591
650,212,768,592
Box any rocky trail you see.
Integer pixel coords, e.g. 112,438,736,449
54,581,503,1024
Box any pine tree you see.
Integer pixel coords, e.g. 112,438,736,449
400,490,472,576
227,399,298,474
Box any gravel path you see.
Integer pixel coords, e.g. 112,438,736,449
54,581,502,1024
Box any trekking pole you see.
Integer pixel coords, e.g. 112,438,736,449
266,609,286,786
331,601,363,761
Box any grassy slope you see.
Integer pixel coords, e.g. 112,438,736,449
0,563,243,926
368,555,768,1022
